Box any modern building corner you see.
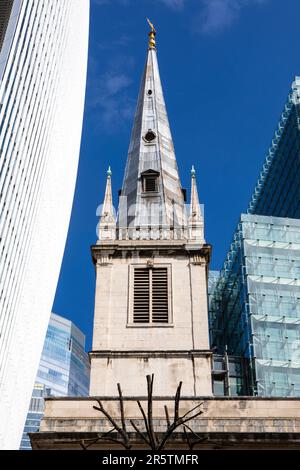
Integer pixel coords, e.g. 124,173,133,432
0,0,90,449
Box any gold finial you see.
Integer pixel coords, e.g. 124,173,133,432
147,18,156,49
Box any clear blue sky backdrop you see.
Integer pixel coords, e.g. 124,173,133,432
53,0,300,350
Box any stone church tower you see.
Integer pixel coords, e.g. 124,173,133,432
90,24,213,397
30,24,300,451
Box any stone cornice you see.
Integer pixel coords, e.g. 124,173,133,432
91,242,211,264
41,395,300,402
89,349,213,360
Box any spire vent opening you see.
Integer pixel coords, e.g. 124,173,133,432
144,130,156,143
145,176,157,192
141,169,160,193
147,89,152,96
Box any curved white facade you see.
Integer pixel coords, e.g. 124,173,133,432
0,0,89,449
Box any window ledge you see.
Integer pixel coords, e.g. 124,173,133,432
141,191,159,197
126,323,174,328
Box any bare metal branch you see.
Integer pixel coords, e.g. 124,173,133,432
137,400,151,438
117,383,126,432
180,409,204,425
87,375,206,451
130,419,151,447
117,383,131,449
147,374,157,449
183,424,207,450
93,400,123,436
181,402,204,420
164,405,171,427
184,427,192,450
80,440,87,450
93,399,131,449
82,428,116,450
158,405,203,449
183,423,207,446
174,381,182,422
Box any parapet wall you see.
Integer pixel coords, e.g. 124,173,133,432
30,396,300,449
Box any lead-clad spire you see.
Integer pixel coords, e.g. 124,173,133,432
118,21,186,232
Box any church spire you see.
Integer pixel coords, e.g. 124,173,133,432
118,21,186,234
188,166,204,242
98,166,116,241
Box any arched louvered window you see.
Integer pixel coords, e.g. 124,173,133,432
133,267,169,323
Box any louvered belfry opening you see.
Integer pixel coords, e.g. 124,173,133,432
144,175,157,192
133,267,168,323
133,268,150,323
152,268,168,322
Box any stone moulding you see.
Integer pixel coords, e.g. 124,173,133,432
89,350,213,359
91,242,212,264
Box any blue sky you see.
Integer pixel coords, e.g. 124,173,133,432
53,0,300,349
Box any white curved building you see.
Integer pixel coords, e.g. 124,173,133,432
0,0,89,449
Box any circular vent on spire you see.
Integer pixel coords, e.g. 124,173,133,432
144,130,156,143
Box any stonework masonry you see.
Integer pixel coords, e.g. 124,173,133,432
30,396,300,449
89,240,212,397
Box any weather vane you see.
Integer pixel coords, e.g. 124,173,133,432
147,18,156,49
147,18,156,33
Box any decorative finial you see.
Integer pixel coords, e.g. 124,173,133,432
107,166,112,177
191,165,196,178
147,18,156,49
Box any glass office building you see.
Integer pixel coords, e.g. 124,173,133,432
208,271,220,302
210,78,300,396
0,0,89,448
210,214,300,396
19,384,47,451
248,77,300,219
208,271,220,344
20,313,90,450
211,354,250,397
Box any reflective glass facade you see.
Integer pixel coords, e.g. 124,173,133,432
212,354,250,397
208,270,220,344
210,214,300,396
210,78,300,397
20,313,90,450
19,384,47,451
248,77,300,219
